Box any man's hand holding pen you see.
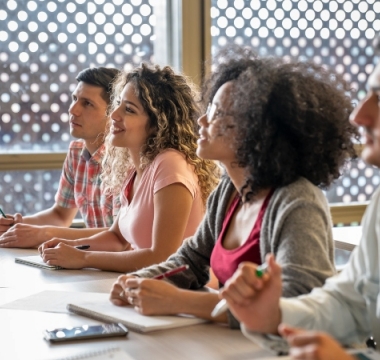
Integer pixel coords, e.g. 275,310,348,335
0,215,15,232
0,207,17,237
0,216,52,249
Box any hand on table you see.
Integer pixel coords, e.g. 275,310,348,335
38,237,74,253
0,212,19,237
0,223,49,248
279,324,356,360
220,254,282,334
112,276,181,315
39,239,85,269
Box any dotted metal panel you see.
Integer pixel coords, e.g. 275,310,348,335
0,0,155,151
210,0,380,203
0,169,62,215
0,0,155,214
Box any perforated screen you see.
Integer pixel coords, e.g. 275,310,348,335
0,0,155,151
0,0,155,214
211,0,380,203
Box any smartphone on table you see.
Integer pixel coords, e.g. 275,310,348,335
44,323,128,342
348,349,380,360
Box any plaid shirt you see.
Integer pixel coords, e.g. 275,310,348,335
55,140,120,228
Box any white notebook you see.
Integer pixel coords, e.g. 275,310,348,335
15,255,63,270
67,297,207,333
55,348,135,360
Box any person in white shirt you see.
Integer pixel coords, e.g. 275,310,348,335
219,36,380,360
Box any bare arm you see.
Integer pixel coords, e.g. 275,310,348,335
0,203,76,236
39,226,109,240
23,203,78,227
82,183,194,271
39,211,129,252
40,183,194,272
0,223,110,249
0,204,97,248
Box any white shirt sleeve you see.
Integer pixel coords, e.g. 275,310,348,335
279,187,380,345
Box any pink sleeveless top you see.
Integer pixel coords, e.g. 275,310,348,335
118,149,204,250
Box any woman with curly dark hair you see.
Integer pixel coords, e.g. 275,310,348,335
109,46,358,328
38,64,220,272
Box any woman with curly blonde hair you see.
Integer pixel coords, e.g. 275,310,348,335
39,63,220,272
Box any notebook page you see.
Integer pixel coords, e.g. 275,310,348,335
54,348,135,360
0,290,206,332
0,290,107,313
67,299,206,333
15,255,63,270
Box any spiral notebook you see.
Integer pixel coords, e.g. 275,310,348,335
55,348,135,360
67,295,207,333
15,255,64,270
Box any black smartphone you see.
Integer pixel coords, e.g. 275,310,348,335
44,323,128,342
244,332,289,355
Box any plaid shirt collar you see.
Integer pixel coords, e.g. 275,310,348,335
80,143,105,164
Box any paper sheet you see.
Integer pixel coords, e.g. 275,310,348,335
0,290,107,313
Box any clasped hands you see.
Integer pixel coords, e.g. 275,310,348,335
219,255,355,360
110,274,181,316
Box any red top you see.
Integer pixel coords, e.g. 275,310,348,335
210,190,274,286
124,171,137,202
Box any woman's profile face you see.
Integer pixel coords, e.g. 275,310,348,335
197,81,236,164
109,82,150,151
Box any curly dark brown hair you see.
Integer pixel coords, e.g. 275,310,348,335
202,45,359,201
102,63,220,206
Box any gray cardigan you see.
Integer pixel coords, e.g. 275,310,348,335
133,176,336,327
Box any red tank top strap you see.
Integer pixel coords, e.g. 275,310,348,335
224,193,241,223
125,171,137,202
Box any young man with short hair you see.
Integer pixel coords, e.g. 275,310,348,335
0,67,120,248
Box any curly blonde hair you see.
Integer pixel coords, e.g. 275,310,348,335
101,63,220,206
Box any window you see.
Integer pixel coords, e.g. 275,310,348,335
0,0,155,152
1,0,378,217
210,0,380,204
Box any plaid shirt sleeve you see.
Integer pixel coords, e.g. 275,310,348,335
55,141,82,209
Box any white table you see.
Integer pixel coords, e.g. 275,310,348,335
0,248,275,360
0,309,271,360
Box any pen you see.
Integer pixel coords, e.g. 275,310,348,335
75,245,91,250
119,264,190,298
152,264,190,280
0,207,6,218
254,262,268,277
211,262,268,318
